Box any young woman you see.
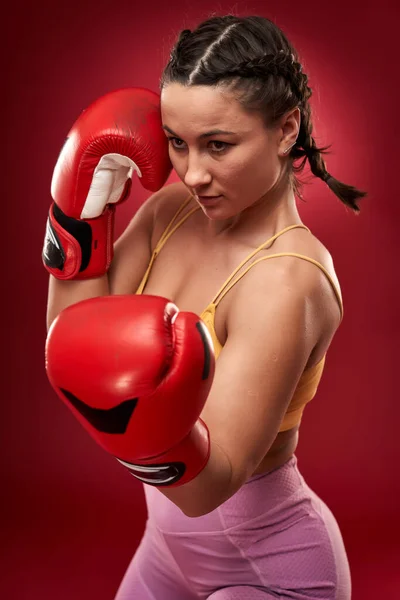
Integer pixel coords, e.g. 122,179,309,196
45,14,366,600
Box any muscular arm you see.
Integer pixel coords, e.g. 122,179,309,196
160,257,327,517
46,182,190,331
46,184,180,331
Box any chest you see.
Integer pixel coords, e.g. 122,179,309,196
143,227,257,346
141,211,337,357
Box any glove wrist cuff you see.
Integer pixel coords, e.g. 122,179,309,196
42,202,115,280
116,419,211,488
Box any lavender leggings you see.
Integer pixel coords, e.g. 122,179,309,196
114,456,351,599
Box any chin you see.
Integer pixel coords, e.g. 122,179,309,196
198,201,226,215
200,205,240,222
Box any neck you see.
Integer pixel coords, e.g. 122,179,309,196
201,182,302,242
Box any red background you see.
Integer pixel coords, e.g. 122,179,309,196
3,0,398,598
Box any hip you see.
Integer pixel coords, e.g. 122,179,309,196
141,455,351,598
144,455,339,538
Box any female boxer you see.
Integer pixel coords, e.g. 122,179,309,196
45,15,366,600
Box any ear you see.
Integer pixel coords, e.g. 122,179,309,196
278,108,301,156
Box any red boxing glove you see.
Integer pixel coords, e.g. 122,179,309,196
45,295,215,487
42,88,172,280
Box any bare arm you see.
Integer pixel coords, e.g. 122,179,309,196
161,257,328,517
45,183,183,331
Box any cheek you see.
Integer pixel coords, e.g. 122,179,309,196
224,148,277,189
252,152,280,184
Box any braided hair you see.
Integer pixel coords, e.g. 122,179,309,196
161,15,366,212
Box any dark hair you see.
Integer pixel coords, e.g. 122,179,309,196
161,15,366,213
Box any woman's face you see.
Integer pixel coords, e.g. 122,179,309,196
160,83,286,220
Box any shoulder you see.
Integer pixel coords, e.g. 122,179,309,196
273,226,343,322
227,250,320,331
226,228,343,354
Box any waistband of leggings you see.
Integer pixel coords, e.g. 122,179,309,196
245,454,298,485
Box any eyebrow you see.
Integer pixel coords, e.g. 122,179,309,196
162,125,236,138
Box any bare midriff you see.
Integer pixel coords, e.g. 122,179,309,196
250,425,300,476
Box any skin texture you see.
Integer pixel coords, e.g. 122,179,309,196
160,82,301,237
152,84,341,517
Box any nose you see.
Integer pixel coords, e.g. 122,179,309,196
183,153,212,189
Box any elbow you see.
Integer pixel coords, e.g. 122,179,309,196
179,478,241,519
182,484,239,518
180,494,221,518
181,506,202,519
181,500,218,519
156,438,241,518
185,503,223,518
171,490,217,519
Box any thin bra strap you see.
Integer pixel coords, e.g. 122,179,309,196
153,194,198,254
211,224,310,305
135,194,198,295
214,252,344,320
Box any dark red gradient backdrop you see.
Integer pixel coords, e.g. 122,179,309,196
3,1,398,598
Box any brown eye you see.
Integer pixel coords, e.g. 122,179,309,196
168,137,186,150
210,141,229,152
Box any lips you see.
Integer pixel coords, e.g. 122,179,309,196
196,195,222,204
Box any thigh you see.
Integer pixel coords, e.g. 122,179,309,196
114,521,196,600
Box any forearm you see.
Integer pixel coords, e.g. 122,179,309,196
46,295,229,518
158,435,235,518
46,273,110,331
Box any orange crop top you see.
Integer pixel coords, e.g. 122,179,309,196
136,195,344,432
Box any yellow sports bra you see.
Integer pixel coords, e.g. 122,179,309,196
136,195,344,432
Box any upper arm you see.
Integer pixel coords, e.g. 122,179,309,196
199,259,324,490
108,182,184,295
